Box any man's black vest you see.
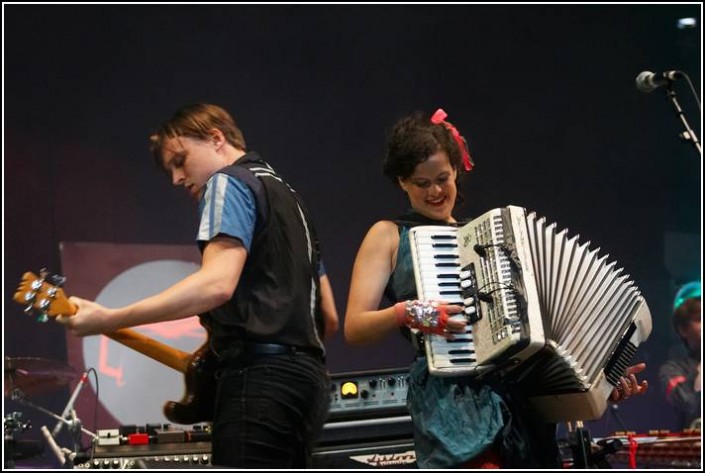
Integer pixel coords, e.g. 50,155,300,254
201,152,325,355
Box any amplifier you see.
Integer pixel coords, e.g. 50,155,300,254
328,368,410,422
75,425,212,469
73,442,212,469
322,368,413,447
311,439,417,469
76,368,415,469
312,368,417,468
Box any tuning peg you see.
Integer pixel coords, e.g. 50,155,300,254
23,291,37,304
23,291,37,315
36,299,52,323
30,270,48,291
50,274,67,288
30,278,43,291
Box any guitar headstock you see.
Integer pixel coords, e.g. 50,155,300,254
13,270,76,322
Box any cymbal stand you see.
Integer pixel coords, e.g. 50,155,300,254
10,388,97,442
4,411,30,469
566,420,618,469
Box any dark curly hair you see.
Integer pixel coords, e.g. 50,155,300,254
382,111,465,184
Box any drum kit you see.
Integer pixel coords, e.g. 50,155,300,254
4,356,92,469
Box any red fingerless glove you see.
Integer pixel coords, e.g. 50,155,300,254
394,300,448,335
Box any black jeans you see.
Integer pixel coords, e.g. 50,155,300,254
211,352,330,468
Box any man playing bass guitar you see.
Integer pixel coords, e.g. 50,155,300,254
54,104,339,469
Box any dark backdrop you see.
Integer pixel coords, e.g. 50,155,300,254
4,3,701,451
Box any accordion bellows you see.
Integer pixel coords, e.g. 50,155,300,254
409,205,652,422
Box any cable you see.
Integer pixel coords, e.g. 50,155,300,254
87,367,99,437
87,367,99,461
473,242,507,258
477,281,517,302
682,72,701,111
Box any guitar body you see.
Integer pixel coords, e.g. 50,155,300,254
163,340,217,425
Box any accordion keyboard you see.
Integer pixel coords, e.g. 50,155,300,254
408,226,486,377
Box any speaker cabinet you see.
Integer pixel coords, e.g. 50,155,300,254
311,438,417,469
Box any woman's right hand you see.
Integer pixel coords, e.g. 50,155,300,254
394,300,464,336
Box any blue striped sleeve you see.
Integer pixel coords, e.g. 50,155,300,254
197,173,256,251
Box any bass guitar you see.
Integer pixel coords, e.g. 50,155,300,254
13,270,215,425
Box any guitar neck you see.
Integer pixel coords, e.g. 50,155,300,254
104,329,192,373
13,271,194,374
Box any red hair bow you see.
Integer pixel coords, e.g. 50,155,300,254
431,108,474,172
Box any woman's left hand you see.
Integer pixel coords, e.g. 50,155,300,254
609,362,649,402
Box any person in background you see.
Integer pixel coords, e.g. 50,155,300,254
57,103,339,468
344,108,647,468
659,282,701,431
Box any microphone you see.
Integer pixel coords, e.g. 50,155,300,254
636,70,683,93
52,371,89,437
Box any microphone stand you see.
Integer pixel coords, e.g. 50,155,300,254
663,83,702,155
610,403,629,433
40,425,81,469
52,371,89,437
40,425,68,467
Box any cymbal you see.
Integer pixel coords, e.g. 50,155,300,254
4,357,77,398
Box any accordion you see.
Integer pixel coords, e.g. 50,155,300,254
408,205,652,422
